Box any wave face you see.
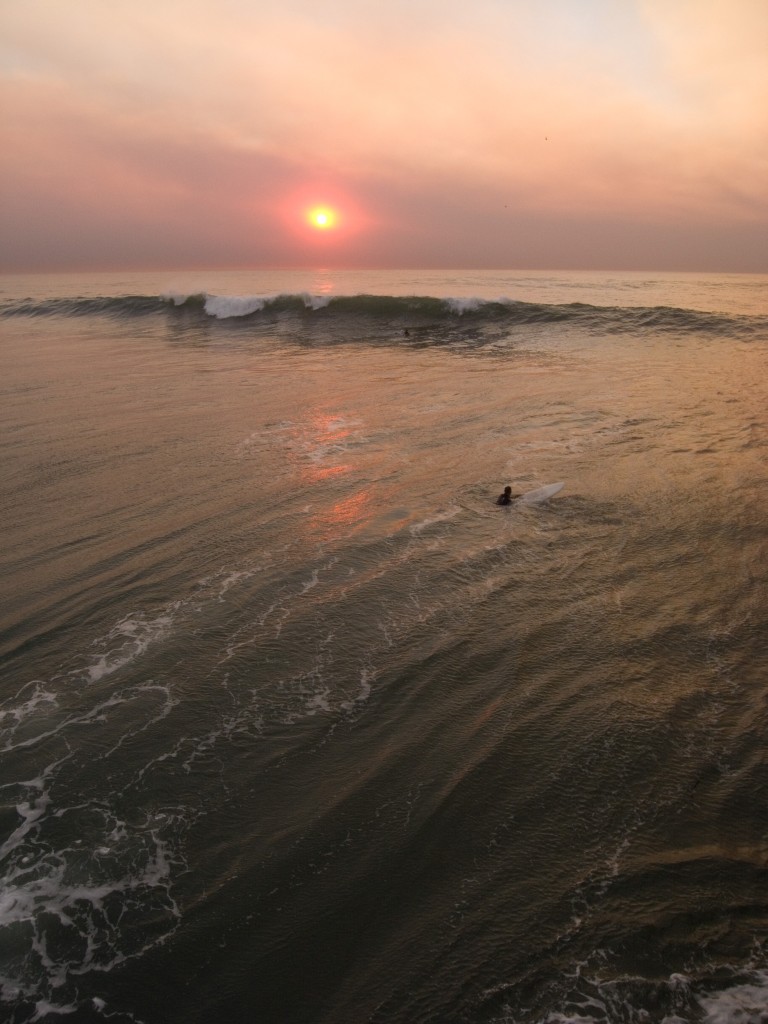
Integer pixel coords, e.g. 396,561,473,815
2,290,767,342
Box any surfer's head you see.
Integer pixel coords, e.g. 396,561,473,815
503,486,512,496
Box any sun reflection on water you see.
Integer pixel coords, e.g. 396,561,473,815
285,410,376,536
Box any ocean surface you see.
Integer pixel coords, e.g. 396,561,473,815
1,268,767,1024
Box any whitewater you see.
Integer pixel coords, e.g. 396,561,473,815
1,268,767,1024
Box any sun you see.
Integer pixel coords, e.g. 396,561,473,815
307,206,337,230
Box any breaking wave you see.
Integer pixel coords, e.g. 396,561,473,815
2,291,766,340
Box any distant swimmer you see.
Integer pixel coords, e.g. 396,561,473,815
496,485,520,506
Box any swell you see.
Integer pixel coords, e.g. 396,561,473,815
2,291,766,340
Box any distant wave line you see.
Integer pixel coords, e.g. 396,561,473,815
2,291,766,339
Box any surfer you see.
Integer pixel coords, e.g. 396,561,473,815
496,485,520,506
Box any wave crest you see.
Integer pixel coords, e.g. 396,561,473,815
2,291,766,341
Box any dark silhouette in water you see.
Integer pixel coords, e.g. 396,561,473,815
496,485,520,505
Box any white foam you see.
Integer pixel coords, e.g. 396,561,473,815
306,690,332,714
300,292,332,310
535,972,768,1024
0,790,51,860
86,607,179,683
0,684,59,749
542,1014,601,1024
341,668,374,712
700,971,768,1023
203,294,266,318
445,296,486,315
300,569,320,594
209,567,264,601
98,683,179,760
31,1001,78,1020
0,791,182,1003
1,684,174,756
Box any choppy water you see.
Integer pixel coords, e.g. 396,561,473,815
1,270,767,1023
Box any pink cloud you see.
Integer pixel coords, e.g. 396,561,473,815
1,0,766,270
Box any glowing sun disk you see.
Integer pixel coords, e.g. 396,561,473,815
308,206,336,230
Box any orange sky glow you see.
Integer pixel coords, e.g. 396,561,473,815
1,0,766,272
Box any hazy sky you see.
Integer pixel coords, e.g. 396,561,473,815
1,0,766,272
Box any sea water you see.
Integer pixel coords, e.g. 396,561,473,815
1,269,767,1023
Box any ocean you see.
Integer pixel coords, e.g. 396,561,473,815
1,268,767,1024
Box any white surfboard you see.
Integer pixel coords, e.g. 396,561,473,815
516,481,565,505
